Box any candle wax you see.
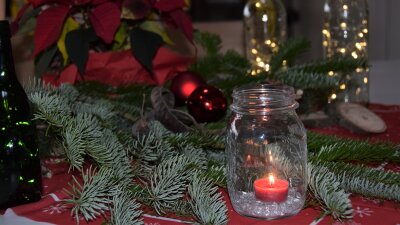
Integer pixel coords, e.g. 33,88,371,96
253,178,289,202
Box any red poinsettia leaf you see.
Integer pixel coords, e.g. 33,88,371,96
89,2,121,43
28,0,68,8
155,0,185,12
33,5,70,56
123,0,152,19
91,0,111,5
168,9,193,42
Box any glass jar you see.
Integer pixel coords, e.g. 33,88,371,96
226,84,307,219
323,0,369,104
243,0,287,75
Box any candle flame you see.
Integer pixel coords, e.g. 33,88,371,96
269,174,275,186
246,154,252,162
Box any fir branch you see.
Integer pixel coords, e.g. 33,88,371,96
148,155,192,214
64,167,118,224
202,164,227,188
73,102,116,121
290,57,368,74
148,121,173,139
307,163,353,219
168,131,225,151
318,161,400,200
87,129,134,186
29,92,72,127
268,144,305,181
308,132,399,163
62,122,86,170
129,184,151,204
216,50,253,78
194,31,222,55
130,130,174,163
58,84,80,104
61,114,103,170
188,173,228,225
269,38,311,75
24,77,55,94
110,189,143,225
190,50,252,86
274,70,338,89
169,200,193,218
178,143,207,169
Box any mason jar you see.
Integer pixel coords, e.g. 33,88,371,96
243,0,287,75
226,84,307,219
323,0,369,104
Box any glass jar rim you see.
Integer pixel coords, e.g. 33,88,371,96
231,83,298,115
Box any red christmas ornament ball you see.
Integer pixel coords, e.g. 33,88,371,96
187,85,228,123
170,72,206,106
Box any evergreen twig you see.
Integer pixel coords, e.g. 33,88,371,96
188,173,228,225
269,38,311,75
307,163,353,219
318,161,400,201
64,167,118,223
110,189,143,225
308,132,399,163
274,70,338,89
148,155,192,214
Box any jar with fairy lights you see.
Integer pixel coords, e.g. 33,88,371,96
243,0,287,75
322,0,369,104
226,84,307,219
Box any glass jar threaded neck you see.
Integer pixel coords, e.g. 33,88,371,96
231,84,298,115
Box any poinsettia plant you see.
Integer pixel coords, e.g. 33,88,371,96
12,0,193,84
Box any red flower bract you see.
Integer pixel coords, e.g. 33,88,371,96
31,0,121,56
123,0,152,19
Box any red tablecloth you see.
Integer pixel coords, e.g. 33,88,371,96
1,104,399,225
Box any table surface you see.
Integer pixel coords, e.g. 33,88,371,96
0,104,399,225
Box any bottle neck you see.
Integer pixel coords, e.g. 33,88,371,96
0,20,19,85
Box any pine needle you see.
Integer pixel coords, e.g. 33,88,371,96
110,188,143,225
291,57,368,74
307,163,353,219
269,38,311,75
319,161,400,201
64,167,118,223
188,173,228,225
148,155,192,214
308,132,399,163
275,70,338,89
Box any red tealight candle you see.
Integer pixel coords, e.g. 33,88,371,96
254,174,289,202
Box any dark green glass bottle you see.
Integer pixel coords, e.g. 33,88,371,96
0,20,42,209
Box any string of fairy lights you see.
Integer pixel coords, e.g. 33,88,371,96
322,3,369,103
243,0,285,76
244,1,369,104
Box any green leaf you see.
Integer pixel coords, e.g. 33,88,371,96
130,27,163,72
140,20,174,45
112,23,128,51
16,17,36,36
18,6,41,30
65,28,97,75
57,17,80,65
34,44,58,77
